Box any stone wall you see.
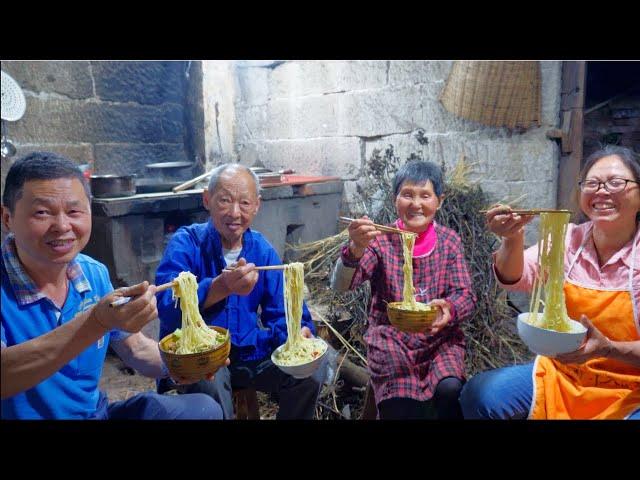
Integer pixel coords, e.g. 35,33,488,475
201,60,562,247
1,61,204,196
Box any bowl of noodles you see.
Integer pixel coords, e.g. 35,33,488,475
517,312,587,357
271,337,328,379
159,325,231,379
387,302,437,334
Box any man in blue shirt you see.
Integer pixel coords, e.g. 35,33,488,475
1,152,223,419
156,163,326,419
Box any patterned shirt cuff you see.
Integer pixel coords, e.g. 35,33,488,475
341,244,361,268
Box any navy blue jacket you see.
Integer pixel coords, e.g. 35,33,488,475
155,221,315,362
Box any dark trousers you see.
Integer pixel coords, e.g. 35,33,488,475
377,376,465,420
158,354,326,420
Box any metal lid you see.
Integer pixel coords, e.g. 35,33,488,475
90,174,137,179
1,71,26,122
146,161,193,169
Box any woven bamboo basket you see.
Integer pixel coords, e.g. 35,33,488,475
159,326,230,378
387,302,437,334
439,61,541,129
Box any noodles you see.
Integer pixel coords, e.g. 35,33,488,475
272,262,327,366
402,232,417,307
169,271,227,354
527,212,572,333
395,231,431,312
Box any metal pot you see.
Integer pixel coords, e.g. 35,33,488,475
146,161,193,182
135,178,185,194
90,174,137,198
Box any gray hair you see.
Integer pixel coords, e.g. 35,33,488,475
207,163,261,196
392,160,444,197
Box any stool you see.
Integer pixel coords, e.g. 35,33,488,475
360,382,378,420
233,388,261,420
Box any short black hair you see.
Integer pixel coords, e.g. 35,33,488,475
392,160,445,197
2,151,90,212
575,145,640,222
580,145,640,184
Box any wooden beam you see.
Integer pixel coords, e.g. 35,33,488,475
561,110,573,153
546,128,564,140
556,61,586,219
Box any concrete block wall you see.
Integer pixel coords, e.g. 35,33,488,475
1,61,200,191
207,60,562,249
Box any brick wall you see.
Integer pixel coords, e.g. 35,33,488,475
1,61,205,198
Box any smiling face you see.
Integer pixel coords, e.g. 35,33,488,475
394,180,443,233
579,154,640,229
1,178,92,272
203,167,261,250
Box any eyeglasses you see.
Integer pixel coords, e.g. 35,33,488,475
578,178,639,194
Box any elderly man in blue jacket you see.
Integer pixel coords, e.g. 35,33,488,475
155,163,325,419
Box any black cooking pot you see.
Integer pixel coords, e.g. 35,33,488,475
90,174,137,198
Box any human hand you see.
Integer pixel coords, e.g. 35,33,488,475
555,315,612,365
92,281,158,333
427,299,452,336
171,358,231,385
301,326,314,339
217,258,259,296
485,204,534,240
348,215,381,258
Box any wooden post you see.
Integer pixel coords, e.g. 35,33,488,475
556,62,586,220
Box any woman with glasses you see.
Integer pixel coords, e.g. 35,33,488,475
459,145,640,419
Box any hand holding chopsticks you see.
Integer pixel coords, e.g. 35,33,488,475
94,281,159,333
109,280,176,308
483,205,545,240
338,216,416,236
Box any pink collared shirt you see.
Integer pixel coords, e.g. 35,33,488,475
494,221,640,309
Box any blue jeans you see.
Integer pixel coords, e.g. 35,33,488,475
460,363,534,419
93,390,223,420
460,362,640,420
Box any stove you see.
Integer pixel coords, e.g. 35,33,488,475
83,175,344,289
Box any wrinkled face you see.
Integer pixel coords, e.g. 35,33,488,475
1,178,92,270
203,169,261,249
394,180,443,233
579,155,640,229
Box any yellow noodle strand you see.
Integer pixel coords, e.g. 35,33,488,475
528,212,571,332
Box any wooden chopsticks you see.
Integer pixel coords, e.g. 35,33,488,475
338,217,416,236
109,280,176,308
222,265,286,273
479,209,572,215
155,281,177,292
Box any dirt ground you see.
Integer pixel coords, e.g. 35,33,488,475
98,352,156,403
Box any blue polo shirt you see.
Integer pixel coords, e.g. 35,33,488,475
1,235,128,419
155,221,315,363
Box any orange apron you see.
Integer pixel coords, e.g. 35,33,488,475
530,228,640,419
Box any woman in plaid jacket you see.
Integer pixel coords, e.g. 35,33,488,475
331,160,476,419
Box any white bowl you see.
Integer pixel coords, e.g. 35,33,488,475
517,312,587,356
271,338,328,379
